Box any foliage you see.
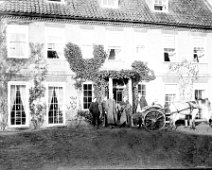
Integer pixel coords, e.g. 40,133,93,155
64,43,155,100
169,60,199,101
28,43,47,129
77,110,93,124
0,19,31,130
64,42,107,89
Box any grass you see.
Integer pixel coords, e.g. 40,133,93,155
0,125,212,169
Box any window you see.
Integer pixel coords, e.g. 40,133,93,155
165,94,176,106
163,35,176,62
138,84,146,97
164,84,177,107
101,0,119,8
195,89,205,100
10,84,27,126
47,0,64,3
113,87,124,103
193,37,205,63
48,86,64,125
46,27,64,59
136,45,145,60
83,84,93,109
81,45,93,59
154,0,168,12
7,25,28,58
108,47,121,60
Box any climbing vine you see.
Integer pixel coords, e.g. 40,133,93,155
65,42,155,100
0,19,31,131
28,43,47,129
169,59,199,101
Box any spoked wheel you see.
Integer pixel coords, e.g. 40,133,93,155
143,109,166,131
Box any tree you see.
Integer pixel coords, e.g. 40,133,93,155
169,60,199,101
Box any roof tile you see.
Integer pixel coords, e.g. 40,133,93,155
0,0,212,28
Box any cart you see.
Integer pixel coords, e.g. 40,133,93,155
132,104,166,131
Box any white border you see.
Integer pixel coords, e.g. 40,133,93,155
46,0,65,4
162,34,178,63
193,83,208,100
8,81,30,128
44,25,65,60
6,24,29,59
81,81,94,111
192,36,207,64
163,83,179,103
45,82,66,127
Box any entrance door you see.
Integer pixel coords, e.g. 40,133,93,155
113,87,124,103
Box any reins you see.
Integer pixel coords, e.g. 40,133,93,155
168,101,197,116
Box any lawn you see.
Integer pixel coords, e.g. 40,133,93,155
0,125,212,170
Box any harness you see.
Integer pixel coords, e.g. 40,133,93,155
170,101,196,115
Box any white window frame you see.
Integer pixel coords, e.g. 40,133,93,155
46,82,66,126
107,46,122,61
7,24,29,59
154,0,168,12
46,0,65,3
45,26,65,60
137,82,147,97
8,81,30,128
192,37,206,63
101,0,119,9
82,82,94,110
193,83,208,100
164,84,178,106
163,35,177,62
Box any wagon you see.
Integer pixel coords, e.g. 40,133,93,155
132,104,166,131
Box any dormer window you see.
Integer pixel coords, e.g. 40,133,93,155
47,0,64,3
154,0,168,12
101,0,119,9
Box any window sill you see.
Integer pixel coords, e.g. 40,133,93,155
8,124,30,128
46,123,66,127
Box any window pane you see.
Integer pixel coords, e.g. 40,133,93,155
88,84,92,90
108,49,115,60
84,84,88,90
48,86,63,124
83,84,93,109
9,33,26,58
10,85,26,126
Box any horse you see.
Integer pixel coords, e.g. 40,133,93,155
167,98,212,130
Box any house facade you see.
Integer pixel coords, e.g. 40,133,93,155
1,0,212,129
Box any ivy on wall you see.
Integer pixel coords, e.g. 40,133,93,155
28,43,47,129
0,19,31,130
64,42,155,101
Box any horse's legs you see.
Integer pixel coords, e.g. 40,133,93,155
190,109,199,130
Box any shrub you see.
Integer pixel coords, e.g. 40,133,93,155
77,110,92,124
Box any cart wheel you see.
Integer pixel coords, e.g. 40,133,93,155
143,109,166,131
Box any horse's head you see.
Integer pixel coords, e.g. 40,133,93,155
197,98,211,108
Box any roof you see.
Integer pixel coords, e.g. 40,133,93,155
0,0,212,29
